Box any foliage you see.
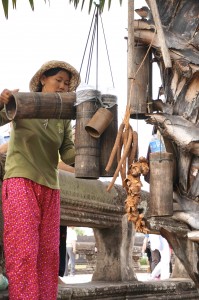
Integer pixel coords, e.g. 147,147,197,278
139,255,148,266
1,0,123,18
2,0,36,18
69,0,123,13
75,227,85,236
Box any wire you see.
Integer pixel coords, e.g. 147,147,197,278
96,7,99,90
79,6,97,76
79,3,114,90
85,18,97,83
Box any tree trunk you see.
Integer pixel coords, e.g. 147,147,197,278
134,0,199,285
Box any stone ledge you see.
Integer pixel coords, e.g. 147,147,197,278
0,279,197,299
146,216,190,235
57,279,198,300
59,171,126,228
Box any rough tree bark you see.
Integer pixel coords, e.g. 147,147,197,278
134,0,199,286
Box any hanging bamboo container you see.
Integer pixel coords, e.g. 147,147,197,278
129,44,152,119
149,152,173,217
85,107,113,138
75,89,101,179
99,94,118,177
5,92,76,120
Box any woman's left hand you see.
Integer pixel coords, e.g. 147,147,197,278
0,89,19,105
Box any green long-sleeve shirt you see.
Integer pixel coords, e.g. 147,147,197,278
0,110,75,189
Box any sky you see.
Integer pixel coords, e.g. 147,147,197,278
0,0,128,130
0,0,162,191
0,1,128,95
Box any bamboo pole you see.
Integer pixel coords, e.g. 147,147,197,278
128,0,134,79
148,0,172,68
127,0,135,108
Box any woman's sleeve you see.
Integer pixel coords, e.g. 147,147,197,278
59,120,75,165
0,109,10,126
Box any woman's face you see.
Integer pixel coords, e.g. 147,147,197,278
41,70,70,93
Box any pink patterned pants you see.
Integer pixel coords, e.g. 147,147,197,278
2,178,60,300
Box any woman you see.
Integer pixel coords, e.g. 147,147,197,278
0,60,80,300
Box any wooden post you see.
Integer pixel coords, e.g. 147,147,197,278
148,0,172,68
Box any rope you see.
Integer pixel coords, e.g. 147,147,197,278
76,89,101,106
106,21,157,192
57,93,63,119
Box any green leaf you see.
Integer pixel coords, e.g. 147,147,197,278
28,0,34,10
0,0,122,19
12,0,16,9
69,0,122,13
100,0,106,13
81,0,86,11
69,0,80,9
2,0,8,19
88,0,92,13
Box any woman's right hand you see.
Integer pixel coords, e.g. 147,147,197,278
0,89,19,105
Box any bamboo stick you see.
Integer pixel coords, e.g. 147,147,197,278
107,126,133,192
105,123,125,172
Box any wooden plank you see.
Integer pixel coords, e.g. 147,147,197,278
148,0,172,68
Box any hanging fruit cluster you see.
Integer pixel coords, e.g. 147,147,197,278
124,157,149,233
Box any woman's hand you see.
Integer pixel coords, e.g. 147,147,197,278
0,89,19,105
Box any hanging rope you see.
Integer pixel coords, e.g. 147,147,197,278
106,26,157,191
96,6,99,90
85,18,97,84
99,14,115,88
79,3,115,91
79,6,97,77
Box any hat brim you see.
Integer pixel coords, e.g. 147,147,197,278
29,60,80,92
